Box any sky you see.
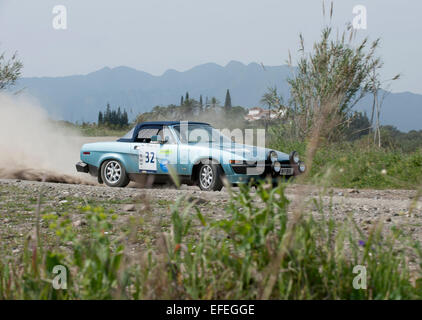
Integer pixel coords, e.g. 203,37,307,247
0,0,421,94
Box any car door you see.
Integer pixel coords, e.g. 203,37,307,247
127,125,160,174
127,125,178,175
171,124,191,175
155,126,178,175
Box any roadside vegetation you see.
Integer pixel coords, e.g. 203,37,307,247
55,120,128,137
0,180,421,299
270,131,422,190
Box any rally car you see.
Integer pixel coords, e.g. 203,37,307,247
76,121,305,191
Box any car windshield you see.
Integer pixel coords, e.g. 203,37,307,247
121,127,135,139
173,124,231,144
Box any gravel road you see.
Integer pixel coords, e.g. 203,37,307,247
1,178,421,243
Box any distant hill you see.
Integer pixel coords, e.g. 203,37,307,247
15,61,422,131
355,91,422,132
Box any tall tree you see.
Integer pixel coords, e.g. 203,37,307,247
117,106,122,126
180,96,184,106
105,103,111,123
98,111,103,126
122,110,129,126
260,89,277,131
224,89,232,110
199,95,203,107
0,49,23,90
210,97,219,108
185,92,190,103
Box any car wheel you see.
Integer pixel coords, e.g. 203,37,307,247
101,160,130,188
198,163,223,191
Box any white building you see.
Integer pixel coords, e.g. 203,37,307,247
244,107,286,121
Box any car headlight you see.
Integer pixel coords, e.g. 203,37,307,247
290,151,300,164
273,161,281,173
298,161,306,173
269,151,278,163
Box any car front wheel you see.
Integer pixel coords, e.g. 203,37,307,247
198,163,223,191
101,160,130,188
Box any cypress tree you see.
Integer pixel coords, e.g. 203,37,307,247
224,89,232,110
98,111,103,126
185,92,189,102
122,110,129,126
105,103,111,124
199,95,203,107
117,107,122,126
180,96,184,106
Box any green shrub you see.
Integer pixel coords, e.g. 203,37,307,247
269,135,422,189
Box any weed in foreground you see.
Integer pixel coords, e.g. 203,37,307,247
0,181,420,299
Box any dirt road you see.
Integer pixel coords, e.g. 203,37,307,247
1,178,421,242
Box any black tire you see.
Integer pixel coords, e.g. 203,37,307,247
197,162,223,191
101,159,130,188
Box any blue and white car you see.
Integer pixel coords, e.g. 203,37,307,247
76,121,305,191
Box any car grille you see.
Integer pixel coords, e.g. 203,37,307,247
231,159,294,176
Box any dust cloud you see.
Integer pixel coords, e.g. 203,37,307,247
0,93,94,185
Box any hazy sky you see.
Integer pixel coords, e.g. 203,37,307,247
1,0,421,93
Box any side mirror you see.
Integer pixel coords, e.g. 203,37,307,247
150,135,162,143
151,135,167,144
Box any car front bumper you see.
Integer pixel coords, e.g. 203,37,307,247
225,173,294,185
223,159,304,185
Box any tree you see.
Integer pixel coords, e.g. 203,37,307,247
182,97,194,116
343,111,371,141
185,92,190,103
122,110,129,126
210,97,219,108
99,103,130,128
98,111,103,126
368,67,400,147
105,103,111,123
287,22,383,142
0,50,23,90
180,96,184,106
117,106,122,126
224,89,232,110
199,95,203,107
260,87,281,131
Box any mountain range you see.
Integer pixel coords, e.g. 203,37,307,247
15,61,422,132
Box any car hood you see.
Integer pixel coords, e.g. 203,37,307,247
199,142,290,161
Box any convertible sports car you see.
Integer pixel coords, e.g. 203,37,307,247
76,121,305,191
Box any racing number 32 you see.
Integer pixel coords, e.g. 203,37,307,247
145,151,155,164
139,143,159,172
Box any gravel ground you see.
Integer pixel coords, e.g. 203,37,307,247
0,178,421,259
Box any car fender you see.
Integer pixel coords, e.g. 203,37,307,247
189,149,246,176
97,153,130,172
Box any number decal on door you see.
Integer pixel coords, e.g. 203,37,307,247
145,152,155,164
138,144,159,172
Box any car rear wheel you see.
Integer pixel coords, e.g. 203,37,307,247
101,160,130,188
198,163,223,191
